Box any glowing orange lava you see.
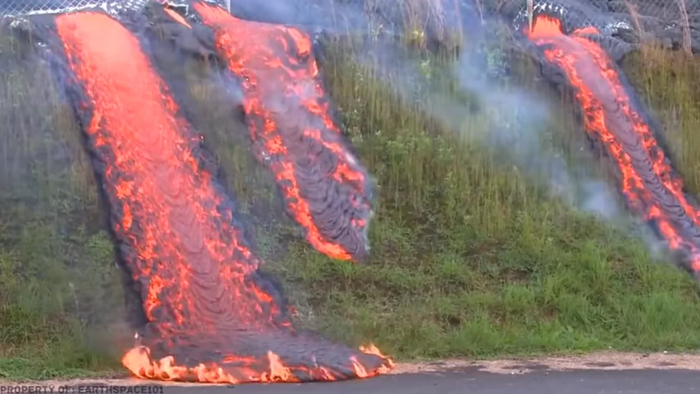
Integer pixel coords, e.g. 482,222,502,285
527,15,700,272
54,10,392,383
184,2,373,262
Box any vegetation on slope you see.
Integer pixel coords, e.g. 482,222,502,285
1,21,699,379
0,34,126,379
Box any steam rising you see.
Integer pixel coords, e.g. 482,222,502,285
319,2,621,221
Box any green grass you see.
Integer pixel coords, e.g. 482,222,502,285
1,22,700,380
0,33,129,379
623,47,700,194
254,39,700,359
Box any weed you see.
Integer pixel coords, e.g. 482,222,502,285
0,17,699,380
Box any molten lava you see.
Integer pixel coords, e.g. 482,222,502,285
527,15,700,275
52,9,391,383
179,1,373,262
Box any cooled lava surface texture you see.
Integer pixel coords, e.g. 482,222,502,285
526,15,700,276
168,1,375,262
32,6,392,384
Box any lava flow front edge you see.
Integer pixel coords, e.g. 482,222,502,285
51,9,392,383
527,15,700,276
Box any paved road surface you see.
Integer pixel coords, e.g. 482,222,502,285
157,369,700,394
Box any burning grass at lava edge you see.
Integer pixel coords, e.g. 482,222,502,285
1,18,700,380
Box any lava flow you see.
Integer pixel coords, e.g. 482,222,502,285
174,1,373,262
52,9,392,383
526,15,700,275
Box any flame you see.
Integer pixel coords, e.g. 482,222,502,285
53,10,392,384
360,344,395,373
121,343,392,383
527,15,700,273
163,7,191,29
185,2,373,262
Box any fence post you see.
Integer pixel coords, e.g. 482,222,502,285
225,0,231,12
675,0,692,54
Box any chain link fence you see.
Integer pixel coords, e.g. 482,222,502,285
0,0,229,16
0,0,697,52
2,0,101,15
622,0,699,21
1,0,697,22
620,0,699,52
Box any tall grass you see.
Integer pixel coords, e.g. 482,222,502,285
0,15,699,380
623,46,700,193
249,35,700,359
0,34,127,379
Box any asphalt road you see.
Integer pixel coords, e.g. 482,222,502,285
155,369,700,394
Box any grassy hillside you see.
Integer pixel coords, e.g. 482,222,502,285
1,23,700,379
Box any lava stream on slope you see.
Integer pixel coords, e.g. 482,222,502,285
167,1,373,262
526,15,700,275
51,9,392,383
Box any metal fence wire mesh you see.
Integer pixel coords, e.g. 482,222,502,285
0,0,229,16
1,0,698,21
1,0,141,15
623,0,699,21
0,0,697,41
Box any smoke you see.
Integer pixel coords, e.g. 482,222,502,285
228,0,622,226
552,168,620,219
458,60,619,219
321,2,621,221
225,0,370,32
458,40,621,219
